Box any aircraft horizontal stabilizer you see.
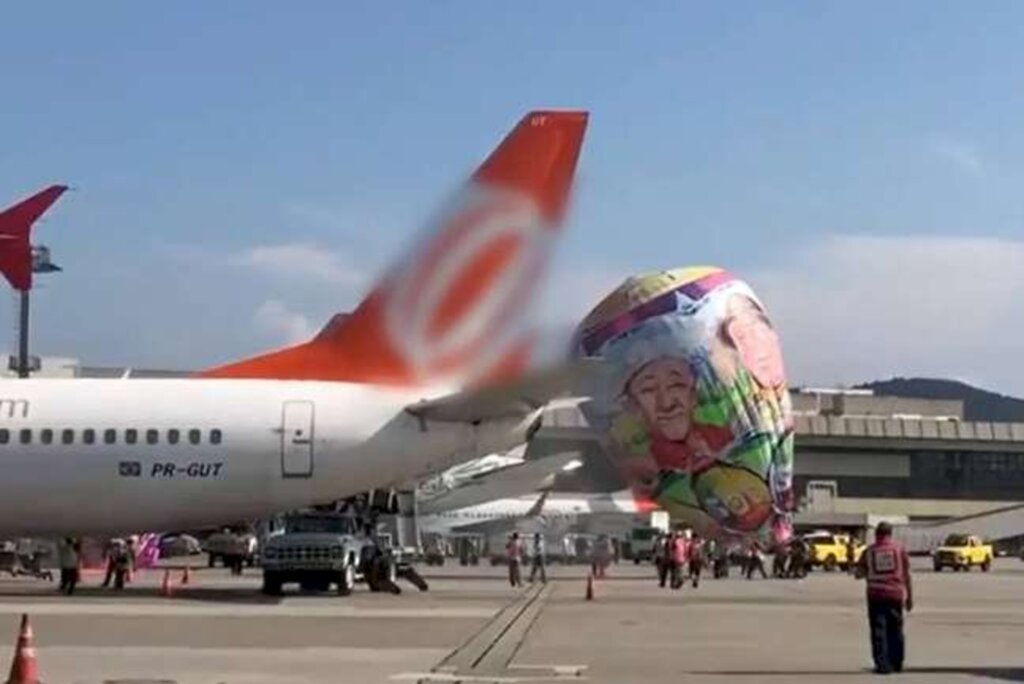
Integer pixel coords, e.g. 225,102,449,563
405,358,602,423
525,489,550,518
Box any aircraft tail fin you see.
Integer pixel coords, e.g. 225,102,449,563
0,185,68,290
202,111,588,385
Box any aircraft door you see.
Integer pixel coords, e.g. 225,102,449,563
281,401,315,478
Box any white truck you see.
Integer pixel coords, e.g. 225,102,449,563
260,513,378,596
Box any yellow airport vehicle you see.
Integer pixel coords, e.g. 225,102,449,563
932,534,993,572
803,532,865,572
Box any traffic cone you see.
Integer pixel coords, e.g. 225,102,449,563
181,564,190,586
584,572,594,601
160,570,172,598
6,614,39,684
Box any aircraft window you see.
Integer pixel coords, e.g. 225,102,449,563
104,429,117,445
146,429,159,445
125,429,138,445
41,429,53,445
168,429,180,445
19,429,31,445
83,429,95,445
210,429,222,445
0,429,8,444
61,429,74,445
188,429,201,445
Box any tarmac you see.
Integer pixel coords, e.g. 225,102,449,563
0,558,1022,683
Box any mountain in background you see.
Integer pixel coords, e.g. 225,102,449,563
857,378,1024,423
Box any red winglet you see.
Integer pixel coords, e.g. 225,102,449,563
0,185,68,291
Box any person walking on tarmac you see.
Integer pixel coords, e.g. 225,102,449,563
846,535,859,574
111,540,133,590
57,537,80,595
670,531,689,589
655,533,671,587
856,522,913,675
687,533,705,588
528,533,547,584
745,541,767,579
506,532,524,588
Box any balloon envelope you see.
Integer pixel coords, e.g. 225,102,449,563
573,267,794,547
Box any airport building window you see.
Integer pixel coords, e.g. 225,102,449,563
210,429,222,445
0,429,8,445
188,429,201,445
61,429,74,445
146,429,159,445
168,429,180,445
40,429,53,445
104,429,117,445
125,429,138,445
83,429,95,445
19,429,30,445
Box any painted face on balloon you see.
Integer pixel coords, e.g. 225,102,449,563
694,464,773,532
625,357,697,442
723,295,785,390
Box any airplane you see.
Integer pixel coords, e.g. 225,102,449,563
0,110,590,537
418,488,647,538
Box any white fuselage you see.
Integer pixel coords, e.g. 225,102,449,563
0,379,534,537
419,491,641,536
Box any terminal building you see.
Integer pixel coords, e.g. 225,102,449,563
790,389,1024,528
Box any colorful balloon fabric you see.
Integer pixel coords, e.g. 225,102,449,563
573,267,795,547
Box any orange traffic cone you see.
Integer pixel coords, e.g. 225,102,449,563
6,614,40,684
584,572,594,601
181,564,190,586
160,570,173,598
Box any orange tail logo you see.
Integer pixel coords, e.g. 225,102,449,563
203,111,588,385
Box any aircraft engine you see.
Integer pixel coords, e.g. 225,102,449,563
573,267,795,547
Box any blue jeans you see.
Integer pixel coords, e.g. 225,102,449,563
868,598,904,673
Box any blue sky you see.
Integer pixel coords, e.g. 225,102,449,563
3,2,1024,393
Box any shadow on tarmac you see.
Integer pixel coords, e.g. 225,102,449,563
690,668,1024,681
0,585,284,605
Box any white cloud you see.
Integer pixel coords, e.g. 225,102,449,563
253,299,316,345
931,137,985,178
233,243,367,286
749,234,1024,396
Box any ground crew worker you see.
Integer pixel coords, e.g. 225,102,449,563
655,533,671,587
745,541,767,579
101,538,121,588
856,522,913,675
528,533,547,584
846,535,858,574
112,540,133,590
670,531,689,589
687,533,705,588
506,532,523,588
57,537,80,595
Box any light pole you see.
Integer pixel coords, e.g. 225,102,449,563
11,245,61,378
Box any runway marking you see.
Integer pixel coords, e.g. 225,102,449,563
397,583,586,683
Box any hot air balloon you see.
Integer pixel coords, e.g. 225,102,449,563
574,267,795,547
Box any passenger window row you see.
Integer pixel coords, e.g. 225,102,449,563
0,428,223,446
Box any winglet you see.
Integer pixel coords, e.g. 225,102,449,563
0,185,68,290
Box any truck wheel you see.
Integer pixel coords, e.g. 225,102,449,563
337,564,355,596
262,572,283,596
823,555,837,572
933,562,942,572
982,557,992,572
